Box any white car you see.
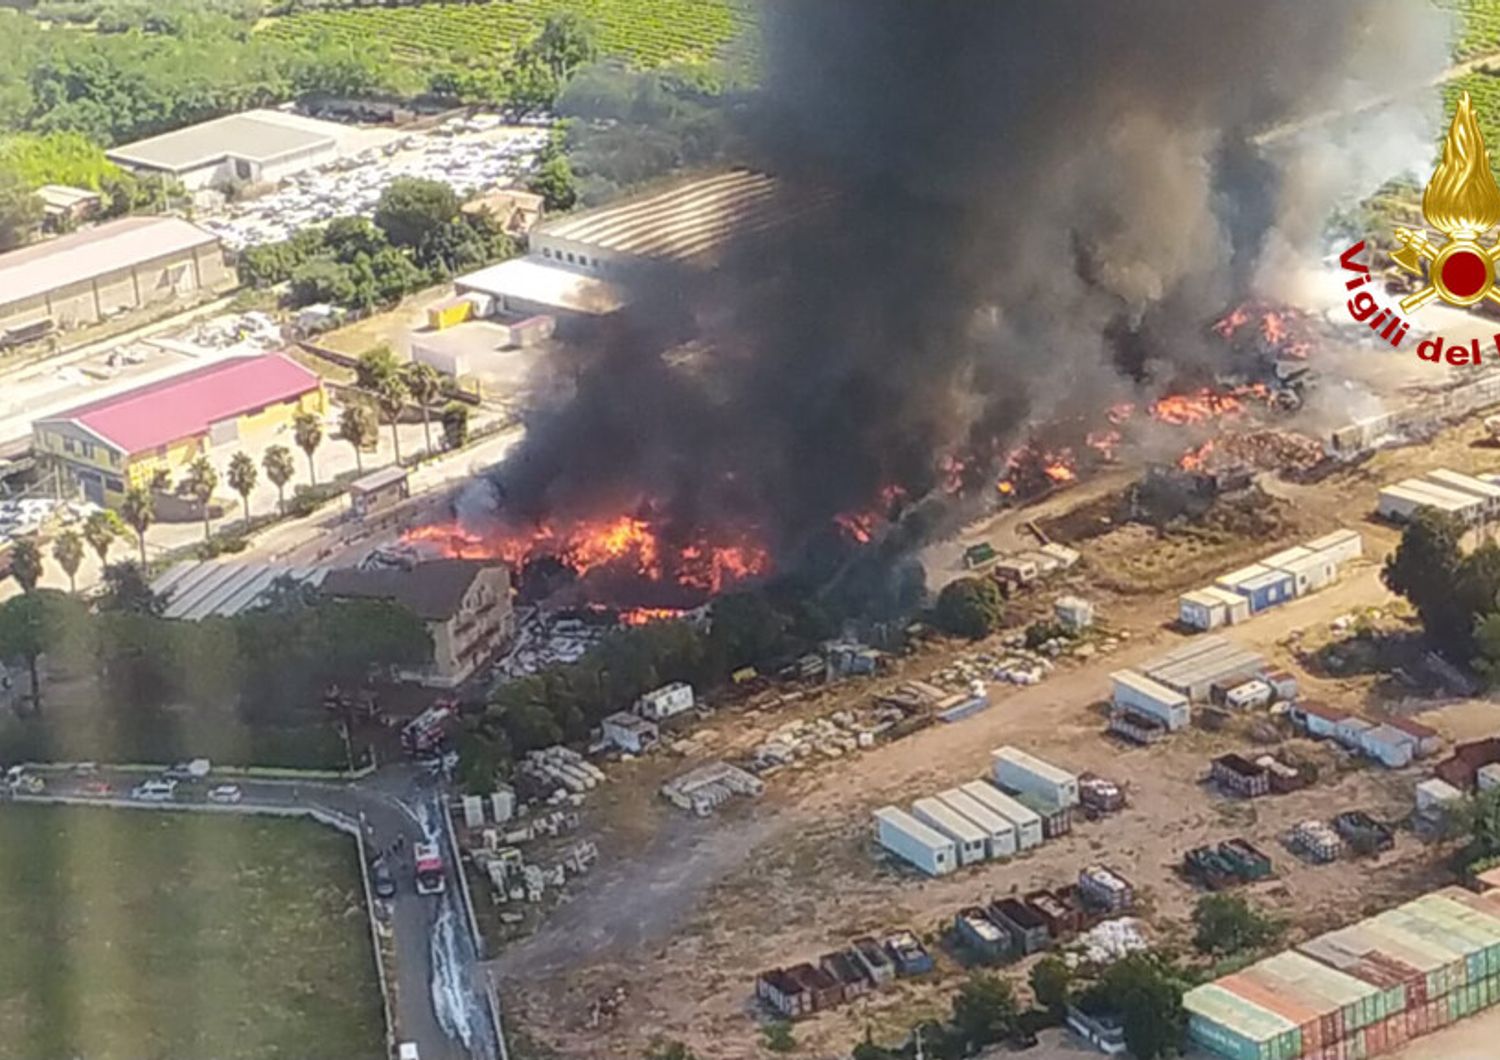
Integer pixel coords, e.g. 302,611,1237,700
207,785,243,805
131,780,177,802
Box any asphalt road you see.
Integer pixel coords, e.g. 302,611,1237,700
4,763,498,1060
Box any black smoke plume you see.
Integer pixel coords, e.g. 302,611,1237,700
487,1,1446,575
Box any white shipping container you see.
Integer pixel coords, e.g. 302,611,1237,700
911,797,990,865
1272,550,1337,596
1427,468,1500,513
1179,589,1227,631
1224,679,1272,710
1415,778,1464,813
959,780,1044,850
873,806,957,876
1202,585,1252,624
1110,670,1190,731
1377,484,1455,523
991,746,1079,808
1479,763,1500,793
1215,564,1272,591
936,788,1018,859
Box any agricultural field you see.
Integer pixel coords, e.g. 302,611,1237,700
259,0,756,72
1438,0,1500,61
0,806,384,1060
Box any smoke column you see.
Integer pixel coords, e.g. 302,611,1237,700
490,0,1448,568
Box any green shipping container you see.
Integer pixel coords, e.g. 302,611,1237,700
1347,1026,1367,1060
1471,982,1484,1011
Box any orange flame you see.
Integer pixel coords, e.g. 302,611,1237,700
619,607,687,626
1177,439,1215,471
834,511,876,544
1149,385,1270,426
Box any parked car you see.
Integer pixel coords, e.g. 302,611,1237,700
206,785,242,805
372,858,397,899
131,779,177,802
164,759,211,782
12,774,43,795
80,781,114,797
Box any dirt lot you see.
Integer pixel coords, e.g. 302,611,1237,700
488,420,1500,1060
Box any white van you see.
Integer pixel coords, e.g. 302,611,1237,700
131,779,177,802
398,1043,420,1060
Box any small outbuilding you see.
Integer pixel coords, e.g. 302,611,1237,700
348,465,410,519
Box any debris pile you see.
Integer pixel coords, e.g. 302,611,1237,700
661,761,765,815
495,613,612,678
518,746,606,802
1074,917,1152,965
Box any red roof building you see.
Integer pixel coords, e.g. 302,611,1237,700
34,353,326,506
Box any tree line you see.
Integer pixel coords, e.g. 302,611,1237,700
1381,508,1500,674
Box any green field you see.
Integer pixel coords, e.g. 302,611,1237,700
259,0,755,71
1439,0,1500,61
0,806,384,1060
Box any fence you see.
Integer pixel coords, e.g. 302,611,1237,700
444,800,509,1060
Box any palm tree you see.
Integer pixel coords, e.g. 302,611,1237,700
184,456,219,541
52,528,83,592
293,411,324,486
120,485,154,566
339,403,378,474
402,361,442,455
82,509,125,569
227,451,258,528
375,374,409,466
263,445,296,515
441,401,470,449
9,537,42,593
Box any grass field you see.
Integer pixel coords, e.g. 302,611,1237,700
0,806,384,1060
259,0,755,72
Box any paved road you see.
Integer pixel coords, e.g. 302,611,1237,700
4,763,499,1060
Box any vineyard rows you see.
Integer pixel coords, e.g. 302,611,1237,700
1438,0,1500,61
259,0,754,70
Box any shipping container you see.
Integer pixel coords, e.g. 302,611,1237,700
958,780,1044,849
872,806,957,876
935,788,1017,859
1217,564,1274,590
1233,571,1291,614
1399,479,1485,523
1426,468,1500,515
1184,983,1301,1060
990,745,1080,808
1220,973,1323,1053
910,797,988,866
1110,669,1190,730
1181,588,1230,631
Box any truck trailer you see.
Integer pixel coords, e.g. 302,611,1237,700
959,780,1044,850
991,745,1080,808
873,806,957,876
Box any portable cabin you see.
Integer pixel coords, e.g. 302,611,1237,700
819,950,871,1002
1268,550,1338,596
1377,483,1467,523
936,788,1018,859
1216,564,1273,591
1427,468,1500,516
910,797,989,866
1109,670,1189,730
991,745,1080,808
959,780,1044,849
873,806,957,876
1361,724,1417,769
1305,528,1362,567
1231,569,1295,614
1180,588,1231,631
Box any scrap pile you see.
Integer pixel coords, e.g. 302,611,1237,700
1075,917,1152,965
496,613,612,678
751,711,881,772
517,745,606,802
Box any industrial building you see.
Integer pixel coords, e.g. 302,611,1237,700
320,559,514,687
1186,886,1500,1060
33,353,324,507
451,169,827,325
106,109,348,190
0,216,231,339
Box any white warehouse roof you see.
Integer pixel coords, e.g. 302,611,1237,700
150,560,330,620
107,109,342,173
454,258,625,316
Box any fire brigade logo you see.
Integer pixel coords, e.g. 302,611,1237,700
1392,91,1500,314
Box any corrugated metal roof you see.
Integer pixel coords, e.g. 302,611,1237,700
1261,546,1313,568
0,216,217,311
537,169,831,264
1380,484,1468,513
1183,983,1297,1043
1399,479,1484,510
1368,910,1474,965
151,560,328,620
1217,563,1272,588
1306,529,1360,551
1110,669,1188,704
1255,951,1380,1007
1334,921,1447,973
936,789,1015,837
1428,468,1500,500
455,257,626,315
1220,972,1322,1026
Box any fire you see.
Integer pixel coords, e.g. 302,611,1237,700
1213,305,1251,339
1086,429,1122,461
996,444,1077,496
996,481,1015,495
1260,311,1286,346
619,607,687,626
1149,384,1270,426
834,510,876,544
1107,403,1136,425
1044,461,1076,483
1177,439,1215,471
401,510,770,598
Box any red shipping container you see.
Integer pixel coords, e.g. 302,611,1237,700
1388,1012,1407,1048
1408,1004,1426,1036
1365,1018,1387,1055
1219,973,1323,1052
